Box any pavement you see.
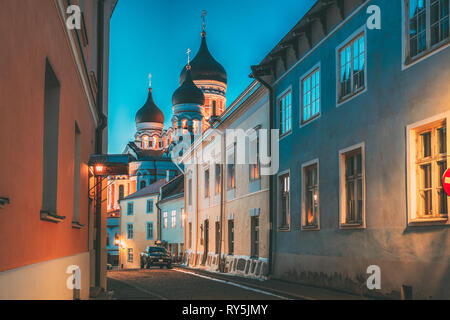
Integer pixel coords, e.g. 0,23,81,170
97,265,371,300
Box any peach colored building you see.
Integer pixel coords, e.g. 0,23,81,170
0,0,117,299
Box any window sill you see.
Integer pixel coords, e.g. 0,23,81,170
340,222,364,229
300,114,321,128
72,221,85,229
279,131,292,141
337,87,366,107
278,226,290,232
408,217,448,227
405,39,450,67
40,211,66,223
301,224,320,231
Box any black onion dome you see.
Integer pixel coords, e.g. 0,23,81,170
180,32,227,85
172,68,205,106
135,89,165,124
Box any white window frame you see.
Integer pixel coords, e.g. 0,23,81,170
300,63,321,127
171,210,177,228
402,0,450,69
336,26,368,107
277,169,291,231
339,142,366,229
277,86,293,139
127,248,133,262
406,112,450,226
301,159,320,230
163,211,168,229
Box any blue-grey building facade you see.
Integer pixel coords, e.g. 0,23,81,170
251,0,450,299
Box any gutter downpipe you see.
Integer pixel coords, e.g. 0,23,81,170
250,67,274,276
95,0,107,289
217,132,226,272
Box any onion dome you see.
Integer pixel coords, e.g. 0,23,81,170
172,67,205,106
180,32,227,85
135,88,165,124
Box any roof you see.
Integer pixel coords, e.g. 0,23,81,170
159,175,184,203
180,32,227,85
126,142,172,161
135,88,165,124
123,178,167,200
172,68,205,106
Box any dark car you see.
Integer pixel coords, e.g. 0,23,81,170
140,246,172,269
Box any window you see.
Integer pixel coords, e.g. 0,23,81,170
146,222,154,240
412,120,448,221
204,169,210,198
119,185,124,200
41,60,61,216
127,202,134,216
215,164,222,194
127,223,134,240
338,33,365,101
278,90,292,136
73,122,81,223
215,221,220,254
302,162,319,229
406,0,449,61
142,136,150,149
339,145,365,227
249,134,260,181
163,212,168,229
147,199,154,213
227,144,236,190
127,248,133,262
189,222,192,248
228,220,234,255
251,216,259,258
279,173,290,229
140,180,146,190
171,210,177,228
188,178,192,206
301,68,320,124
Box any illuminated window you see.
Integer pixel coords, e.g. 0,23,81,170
405,0,449,62
338,33,365,101
153,136,158,149
181,208,185,228
171,210,177,228
182,119,188,134
339,144,365,228
411,120,448,221
278,91,292,136
215,164,221,194
301,68,320,124
249,134,260,181
142,136,150,149
302,161,319,229
227,144,236,190
163,212,168,229
204,168,210,198
193,120,199,134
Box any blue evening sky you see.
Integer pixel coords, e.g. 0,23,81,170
108,0,316,154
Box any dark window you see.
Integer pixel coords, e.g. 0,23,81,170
147,199,154,213
119,185,124,200
251,216,259,258
127,202,134,216
189,222,192,248
41,60,61,215
188,178,192,206
140,180,146,190
279,174,290,229
73,122,81,223
215,164,222,194
215,221,220,254
228,220,234,255
147,222,153,240
127,224,133,240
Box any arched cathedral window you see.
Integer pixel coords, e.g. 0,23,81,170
140,180,146,190
142,136,150,149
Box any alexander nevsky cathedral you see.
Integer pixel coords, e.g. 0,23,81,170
107,17,228,212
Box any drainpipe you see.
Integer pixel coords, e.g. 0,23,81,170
217,132,226,272
250,67,274,276
94,0,107,289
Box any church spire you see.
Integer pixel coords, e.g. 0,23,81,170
201,10,207,38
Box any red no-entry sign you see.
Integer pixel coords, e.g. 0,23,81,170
443,169,450,196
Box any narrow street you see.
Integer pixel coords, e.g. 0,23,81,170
107,268,290,300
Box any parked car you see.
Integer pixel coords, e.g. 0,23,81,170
140,246,172,269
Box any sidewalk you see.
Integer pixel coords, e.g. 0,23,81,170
176,265,372,300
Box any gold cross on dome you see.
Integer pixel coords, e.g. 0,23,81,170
148,73,152,88
186,48,191,65
201,10,207,31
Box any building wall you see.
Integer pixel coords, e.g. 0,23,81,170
271,0,450,299
185,85,271,278
119,194,159,269
159,196,185,257
0,0,114,299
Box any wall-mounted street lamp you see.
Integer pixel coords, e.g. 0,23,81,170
0,197,10,209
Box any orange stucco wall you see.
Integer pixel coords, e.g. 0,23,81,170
0,0,96,272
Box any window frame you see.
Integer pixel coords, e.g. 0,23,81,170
163,211,168,229
127,223,134,240
249,130,261,182
127,248,133,262
146,222,154,240
407,113,450,226
339,143,366,229
147,199,154,214
301,159,320,230
127,202,134,216
204,168,210,198
336,27,367,106
300,64,321,126
277,88,293,138
403,0,450,67
278,170,291,231
171,210,177,228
